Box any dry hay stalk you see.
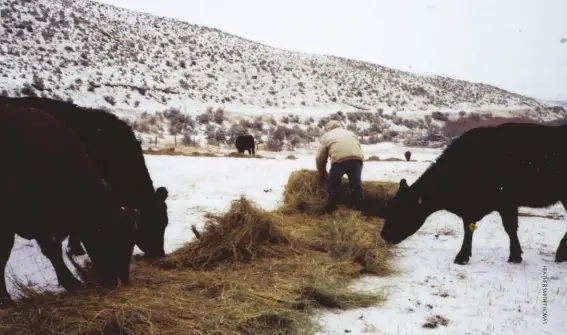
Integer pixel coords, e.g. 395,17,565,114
0,176,394,335
282,169,399,216
162,196,292,270
224,152,273,159
144,147,218,157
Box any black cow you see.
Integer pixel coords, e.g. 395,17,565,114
0,96,169,258
235,134,255,155
0,105,137,308
380,122,567,265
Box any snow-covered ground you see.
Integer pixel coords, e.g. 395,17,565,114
4,144,567,335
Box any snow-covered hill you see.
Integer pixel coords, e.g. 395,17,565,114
0,0,546,111
546,100,567,108
0,0,563,149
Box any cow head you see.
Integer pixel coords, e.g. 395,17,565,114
380,179,432,244
135,186,169,258
82,206,138,287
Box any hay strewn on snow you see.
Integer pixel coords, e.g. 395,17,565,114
224,152,274,159
282,169,399,216
0,170,395,335
143,147,218,157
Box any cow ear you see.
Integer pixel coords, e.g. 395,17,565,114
156,187,168,201
399,179,408,189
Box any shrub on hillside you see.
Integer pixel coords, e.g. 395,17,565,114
381,130,399,142
265,136,284,151
288,135,302,150
251,116,264,130
213,108,226,124
431,111,449,122
197,111,211,124
182,129,197,146
103,95,116,106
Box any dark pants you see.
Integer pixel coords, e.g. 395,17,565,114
326,159,364,211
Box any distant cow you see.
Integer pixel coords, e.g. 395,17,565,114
235,134,255,155
380,122,567,265
0,96,169,258
404,151,411,161
0,105,137,308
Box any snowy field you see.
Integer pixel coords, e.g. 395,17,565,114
4,144,567,335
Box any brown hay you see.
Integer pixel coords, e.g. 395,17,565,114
286,155,298,160
143,147,218,157
162,197,292,270
366,156,419,163
0,194,392,335
282,169,399,216
224,152,274,159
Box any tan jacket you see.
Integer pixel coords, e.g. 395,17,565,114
315,127,364,174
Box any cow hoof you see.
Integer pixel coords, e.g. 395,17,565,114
453,256,470,265
507,256,523,264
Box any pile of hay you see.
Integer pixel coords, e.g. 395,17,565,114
366,155,380,162
282,169,399,216
224,152,274,159
143,147,218,157
0,171,396,335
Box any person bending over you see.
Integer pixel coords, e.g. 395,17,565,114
315,120,364,213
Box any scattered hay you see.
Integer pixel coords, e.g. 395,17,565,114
365,156,418,163
286,155,298,160
143,147,218,157
380,157,405,162
1,195,392,335
422,315,450,328
366,155,380,162
224,152,274,159
163,197,291,270
282,169,398,216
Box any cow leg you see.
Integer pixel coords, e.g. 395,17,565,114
555,233,567,262
454,219,475,265
345,160,364,210
67,234,86,256
0,234,15,309
36,237,82,291
252,145,255,156
499,207,523,263
555,199,567,262
454,218,478,265
325,163,344,213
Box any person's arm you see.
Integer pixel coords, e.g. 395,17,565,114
315,139,329,178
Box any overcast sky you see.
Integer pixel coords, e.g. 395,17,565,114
96,0,567,101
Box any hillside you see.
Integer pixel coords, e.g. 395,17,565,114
0,0,563,149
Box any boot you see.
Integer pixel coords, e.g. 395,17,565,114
351,190,364,212
324,194,339,213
